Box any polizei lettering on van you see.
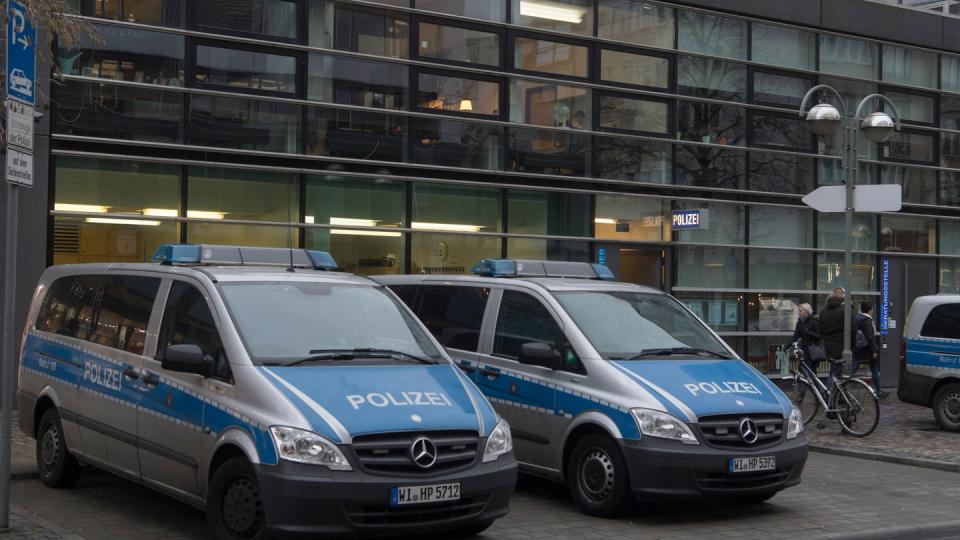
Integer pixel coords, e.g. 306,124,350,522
683,381,762,396
346,391,453,410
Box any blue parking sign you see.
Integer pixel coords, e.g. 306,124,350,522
7,0,36,105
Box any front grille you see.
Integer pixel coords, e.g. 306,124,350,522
351,431,479,476
345,496,487,526
697,414,784,448
696,468,792,492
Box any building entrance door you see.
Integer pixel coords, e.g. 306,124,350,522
882,256,937,387
595,244,667,290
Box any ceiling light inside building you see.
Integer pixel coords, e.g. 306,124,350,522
330,229,403,237
411,222,484,233
519,0,586,23
594,218,618,225
86,217,161,227
143,209,226,220
54,203,110,213
330,217,380,227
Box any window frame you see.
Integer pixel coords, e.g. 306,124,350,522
412,67,506,120
879,85,939,128
329,2,411,58
746,109,816,153
879,126,939,166
489,287,585,374
188,38,304,98
508,29,594,82
187,0,306,44
748,66,817,109
594,90,674,138
410,14,506,69
594,42,675,92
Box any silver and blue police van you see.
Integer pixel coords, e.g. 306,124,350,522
899,294,960,432
377,259,807,516
17,245,516,539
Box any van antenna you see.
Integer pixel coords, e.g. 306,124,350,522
286,184,295,273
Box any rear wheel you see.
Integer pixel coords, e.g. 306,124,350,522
790,379,820,426
566,434,630,518
207,457,270,540
833,378,879,437
35,408,80,488
932,383,960,432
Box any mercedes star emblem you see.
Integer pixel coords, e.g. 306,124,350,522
410,436,438,469
739,417,759,444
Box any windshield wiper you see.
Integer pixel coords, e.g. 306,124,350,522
281,348,435,367
623,347,731,360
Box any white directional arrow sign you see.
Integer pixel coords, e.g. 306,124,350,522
802,184,902,213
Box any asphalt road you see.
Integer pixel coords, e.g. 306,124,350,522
9,452,960,539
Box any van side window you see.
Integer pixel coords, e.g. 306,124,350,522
36,275,102,341
920,304,960,340
389,285,419,308
494,290,582,373
416,286,489,352
91,276,161,354
159,282,232,382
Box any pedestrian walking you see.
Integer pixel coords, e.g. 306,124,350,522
852,302,889,398
792,303,821,402
818,288,847,391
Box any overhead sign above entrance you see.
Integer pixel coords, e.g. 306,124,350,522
672,209,709,231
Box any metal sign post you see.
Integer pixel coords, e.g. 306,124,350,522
1,0,36,530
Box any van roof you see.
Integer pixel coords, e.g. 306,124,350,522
43,262,377,286
912,294,960,305
375,274,664,294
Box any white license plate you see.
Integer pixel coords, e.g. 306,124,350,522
729,456,776,473
390,482,461,506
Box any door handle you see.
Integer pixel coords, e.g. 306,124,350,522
141,372,160,386
480,367,500,379
122,366,140,380
456,361,476,373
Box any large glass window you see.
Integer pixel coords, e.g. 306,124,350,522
880,215,935,253
412,183,501,232
749,250,813,290
418,22,500,66
883,90,935,124
412,233,501,274
747,293,813,334
818,213,876,251
510,80,590,129
412,118,502,170
752,71,814,108
416,0,505,20
943,55,960,93
507,239,590,263
941,132,960,169
880,165,937,205
675,147,745,189
817,253,875,292
53,81,182,143
58,23,184,86
67,0,181,26
189,95,300,153
187,167,298,247
750,207,814,248
306,108,405,162
417,73,501,117
195,0,298,40
942,95,960,131
820,35,878,80
52,156,180,265
194,44,297,94
305,175,405,275
515,37,588,78
751,112,812,151
672,291,742,333
322,5,409,58
508,190,591,238
513,0,593,36
749,153,815,195
675,247,744,288
940,221,960,256
598,0,674,49
882,131,936,163
595,196,667,242
674,202,745,245
942,171,960,206
510,127,589,176
594,137,671,183
677,10,747,60
883,45,937,89
599,49,670,89
941,260,960,294
308,53,406,110
751,23,815,70
940,223,960,293
678,56,746,102
599,95,669,135
677,102,745,146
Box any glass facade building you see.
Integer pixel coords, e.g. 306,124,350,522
35,0,960,374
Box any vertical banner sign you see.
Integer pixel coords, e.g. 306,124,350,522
880,258,890,336
598,247,606,266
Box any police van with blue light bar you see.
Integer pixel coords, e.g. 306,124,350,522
377,260,807,516
16,245,516,539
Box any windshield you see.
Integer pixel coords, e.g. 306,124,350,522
219,282,444,365
553,290,731,360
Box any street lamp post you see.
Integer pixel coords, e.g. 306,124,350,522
798,86,901,368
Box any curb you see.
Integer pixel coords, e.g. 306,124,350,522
809,444,960,473
821,519,960,539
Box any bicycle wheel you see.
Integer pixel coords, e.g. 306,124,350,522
789,379,820,426
832,378,880,437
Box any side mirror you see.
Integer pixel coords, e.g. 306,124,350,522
161,344,209,376
519,342,560,370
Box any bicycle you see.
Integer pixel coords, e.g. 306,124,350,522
783,341,880,437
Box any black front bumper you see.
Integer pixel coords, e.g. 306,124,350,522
255,456,517,538
621,435,808,501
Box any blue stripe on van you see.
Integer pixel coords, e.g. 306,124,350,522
905,338,960,369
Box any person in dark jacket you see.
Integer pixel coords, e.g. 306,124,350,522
851,302,889,398
818,288,847,391
792,303,821,402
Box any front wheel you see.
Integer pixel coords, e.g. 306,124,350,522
207,457,270,540
833,378,880,437
35,408,80,488
932,383,960,432
566,434,630,517
790,379,821,426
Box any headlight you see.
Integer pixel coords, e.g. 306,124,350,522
482,419,513,463
786,407,804,440
269,426,352,470
631,408,699,445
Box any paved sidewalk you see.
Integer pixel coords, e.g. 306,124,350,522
803,393,960,471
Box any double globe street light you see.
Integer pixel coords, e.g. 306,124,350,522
798,85,901,367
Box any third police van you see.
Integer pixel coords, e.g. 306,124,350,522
377,260,807,516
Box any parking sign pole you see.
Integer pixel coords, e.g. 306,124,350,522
0,182,17,531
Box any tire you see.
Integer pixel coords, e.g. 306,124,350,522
207,457,270,540
790,379,821,426
932,383,960,433
832,378,880,437
35,408,80,488
453,519,495,537
566,433,630,518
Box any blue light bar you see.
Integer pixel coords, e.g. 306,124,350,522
153,244,338,270
472,259,616,281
